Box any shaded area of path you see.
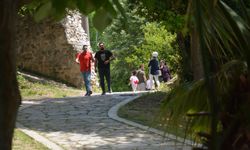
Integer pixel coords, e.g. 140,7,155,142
17,93,192,150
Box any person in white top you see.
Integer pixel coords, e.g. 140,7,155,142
146,78,154,90
130,70,139,93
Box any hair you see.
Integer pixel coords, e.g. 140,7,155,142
139,64,144,68
132,70,137,76
98,42,104,46
83,45,88,49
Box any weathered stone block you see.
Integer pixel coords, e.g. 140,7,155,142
16,10,94,88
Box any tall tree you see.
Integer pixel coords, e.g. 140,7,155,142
0,0,21,149
127,0,203,81
0,0,125,149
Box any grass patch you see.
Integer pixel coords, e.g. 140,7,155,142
15,72,86,149
118,92,166,126
12,129,49,150
18,74,83,100
118,91,191,140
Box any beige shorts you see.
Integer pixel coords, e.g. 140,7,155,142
137,83,146,91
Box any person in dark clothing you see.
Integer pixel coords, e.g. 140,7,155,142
94,42,114,95
148,51,160,90
160,60,172,82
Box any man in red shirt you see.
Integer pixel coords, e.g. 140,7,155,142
76,45,95,96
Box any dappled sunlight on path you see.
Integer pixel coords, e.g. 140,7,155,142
17,92,192,150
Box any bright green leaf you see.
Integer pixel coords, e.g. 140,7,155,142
34,1,52,22
77,0,105,15
93,7,115,31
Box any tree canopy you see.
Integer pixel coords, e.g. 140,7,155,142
0,0,250,150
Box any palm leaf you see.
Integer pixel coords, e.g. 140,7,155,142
160,59,247,140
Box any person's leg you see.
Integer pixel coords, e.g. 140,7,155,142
104,68,111,93
85,71,92,95
159,75,163,82
82,72,88,96
153,75,160,89
98,68,105,94
137,83,145,91
149,74,153,90
132,83,137,92
141,83,146,90
137,83,142,91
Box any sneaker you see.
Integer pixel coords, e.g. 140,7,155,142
84,92,89,96
88,91,92,96
101,92,106,95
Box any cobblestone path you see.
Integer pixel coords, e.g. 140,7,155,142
17,93,192,150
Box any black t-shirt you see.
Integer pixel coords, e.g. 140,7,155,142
95,50,113,69
148,58,159,75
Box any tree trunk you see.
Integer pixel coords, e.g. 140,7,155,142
82,15,90,42
0,0,21,149
191,28,204,80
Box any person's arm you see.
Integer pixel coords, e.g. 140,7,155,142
75,53,80,64
129,76,133,85
94,59,98,72
143,73,147,83
75,58,79,64
90,52,95,62
104,51,114,64
109,51,115,61
109,55,115,61
94,52,98,72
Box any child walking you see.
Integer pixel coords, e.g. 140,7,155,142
130,70,139,93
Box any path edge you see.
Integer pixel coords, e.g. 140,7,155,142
108,95,198,146
16,100,64,150
16,122,64,150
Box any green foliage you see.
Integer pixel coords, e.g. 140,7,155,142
92,1,119,32
17,0,250,149
13,129,49,150
17,74,82,99
161,60,249,144
161,81,211,135
97,1,180,92
34,1,53,22
95,2,146,91
21,0,126,31
135,22,178,71
160,0,250,148
118,91,196,140
98,1,180,92
77,0,103,14
127,0,187,32
105,21,178,91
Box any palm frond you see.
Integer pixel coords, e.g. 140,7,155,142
160,59,247,139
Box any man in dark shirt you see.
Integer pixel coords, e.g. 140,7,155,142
94,42,114,95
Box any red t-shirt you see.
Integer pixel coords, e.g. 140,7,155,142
76,51,93,72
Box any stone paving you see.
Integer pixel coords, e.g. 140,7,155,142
17,93,193,150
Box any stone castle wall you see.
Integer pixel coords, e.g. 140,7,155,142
16,10,95,87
